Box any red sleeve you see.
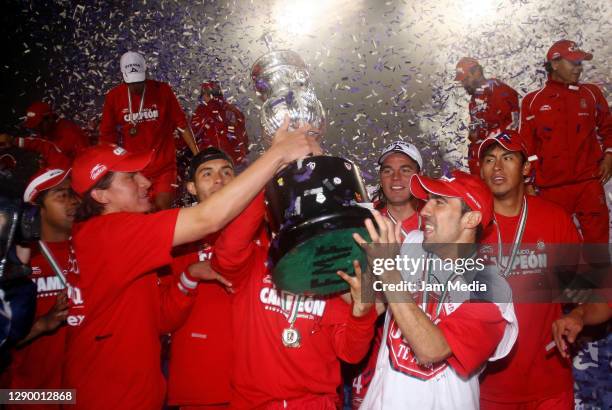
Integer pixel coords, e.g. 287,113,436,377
584,84,612,152
493,85,520,130
437,302,506,377
330,302,378,364
519,92,539,179
210,192,265,288
99,90,119,144
18,137,70,168
158,274,197,333
164,83,188,130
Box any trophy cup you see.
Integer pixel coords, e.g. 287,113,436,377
252,48,372,295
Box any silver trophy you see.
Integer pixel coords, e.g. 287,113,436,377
251,50,326,143
251,48,371,296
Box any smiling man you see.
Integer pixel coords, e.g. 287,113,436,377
360,170,517,410
477,129,581,409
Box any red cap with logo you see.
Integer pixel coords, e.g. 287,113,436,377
409,170,494,227
477,129,529,160
546,40,593,63
23,167,71,204
23,101,53,129
71,144,152,195
454,57,480,81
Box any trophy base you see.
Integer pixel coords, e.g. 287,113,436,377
270,207,372,295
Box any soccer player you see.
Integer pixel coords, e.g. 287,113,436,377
7,167,77,410
99,51,198,210
519,39,611,245
360,171,518,409
478,129,580,409
166,148,236,408
62,119,318,410
455,57,519,175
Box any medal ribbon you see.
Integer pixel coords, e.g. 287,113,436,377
495,196,528,276
127,85,147,128
386,208,421,240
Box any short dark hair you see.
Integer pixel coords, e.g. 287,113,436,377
75,172,114,222
188,148,233,181
544,61,554,74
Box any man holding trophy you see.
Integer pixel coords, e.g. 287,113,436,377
209,49,379,408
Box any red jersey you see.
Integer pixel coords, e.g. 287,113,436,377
211,193,377,409
99,80,188,175
63,210,196,410
468,79,520,142
166,237,232,406
350,206,420,409
7,242,69,410
520,79,612,188
16,137,70,168
190,98,249,165
480,195,580,402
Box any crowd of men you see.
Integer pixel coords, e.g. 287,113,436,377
0,38,610,409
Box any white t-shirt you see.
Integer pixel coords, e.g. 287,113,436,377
361,231,518,409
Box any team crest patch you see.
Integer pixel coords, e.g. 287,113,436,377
580,99,587,109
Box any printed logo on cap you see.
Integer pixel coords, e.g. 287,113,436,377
90,164,107,181
567,43,576,52
440,175,455,183
113,147,127,156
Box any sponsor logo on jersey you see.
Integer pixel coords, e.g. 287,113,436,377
122,107,160,123
580,98,587,109
259,276,326,319
539,105,552,112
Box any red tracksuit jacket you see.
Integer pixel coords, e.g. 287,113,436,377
520,79,612,188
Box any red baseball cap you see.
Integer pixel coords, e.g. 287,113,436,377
201,81,223,97
24,167,71,204
71,144,152,195
409,170,494,227
478,129,529,160
454,57,480,81
23,101,53,129
546,40,593,63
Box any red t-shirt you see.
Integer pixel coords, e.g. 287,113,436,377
7,242,69,410
99,80,188,175
211,193,377,409
166,237,232,406
479,195,580,402
63,209,195,410
350,206,421,409
190,98,249,165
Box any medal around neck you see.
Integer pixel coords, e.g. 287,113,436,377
252,48,372,296
282,326,301,348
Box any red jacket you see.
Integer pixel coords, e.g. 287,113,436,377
191,98,249,165
520,79,612,187
211,193,377,409
43,118,89,160
468,79,520,142
165,237,232,407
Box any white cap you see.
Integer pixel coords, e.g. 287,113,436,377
378,141,423,170
120,51,146,83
